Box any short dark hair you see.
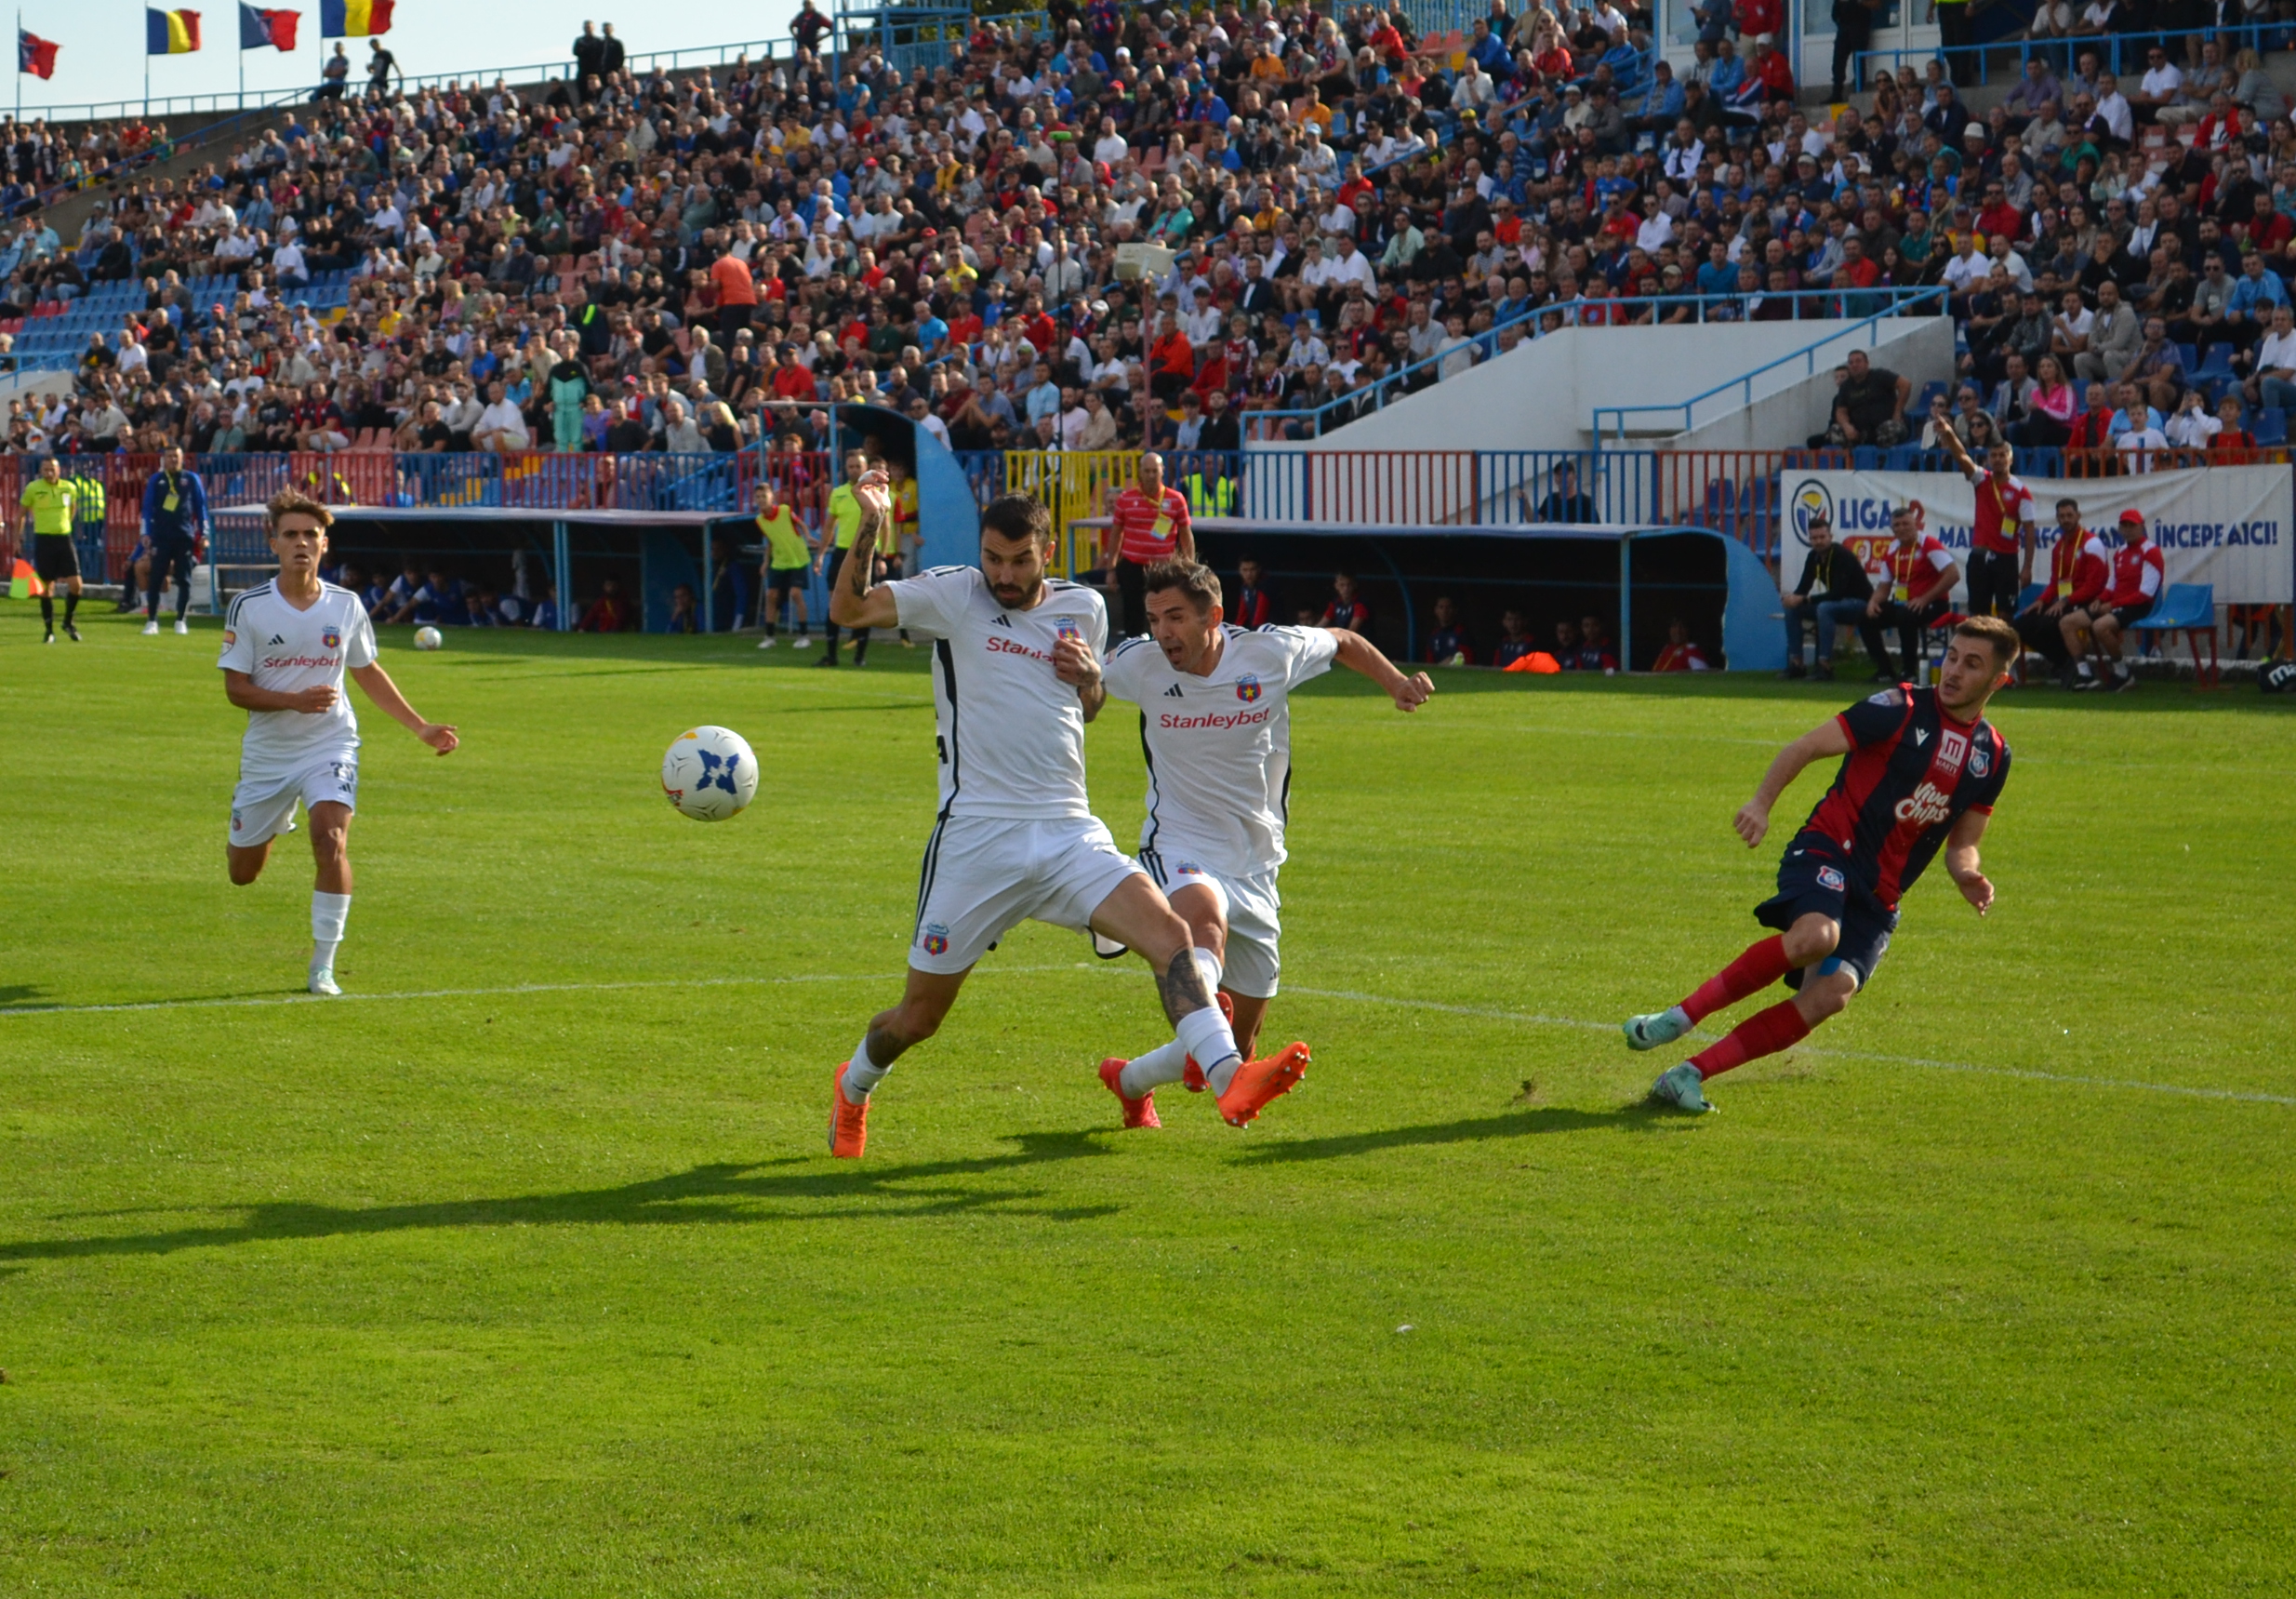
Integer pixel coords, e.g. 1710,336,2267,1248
1954,614,2020,665
2055,496,2080,512
980,493,1052,544
267,489,334,533
1143,557,1222,615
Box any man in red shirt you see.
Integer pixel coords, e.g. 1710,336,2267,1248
2017,497,2112,687
1937,427,2037,619
2061,509,2165,691
1108,452,1195,636
708,247,757,341
1857,503,1960,681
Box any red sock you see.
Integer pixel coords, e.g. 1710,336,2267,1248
1689,1000,1811,1080
1679,935,1790,1023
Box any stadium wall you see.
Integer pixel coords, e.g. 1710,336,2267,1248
1294,319,1952,460
1671,319,1958,454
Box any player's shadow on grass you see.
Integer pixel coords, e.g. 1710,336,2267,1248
0,1131,1120,1270
0,985,48,1006
1235,1103,1677,1165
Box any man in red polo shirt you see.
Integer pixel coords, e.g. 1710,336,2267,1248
1108,452,1195,636
2061,509,2164,692
1937,428,2037,619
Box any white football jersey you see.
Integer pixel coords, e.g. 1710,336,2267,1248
888,566,1108,820
217,580,378,774
1101,624,1339,877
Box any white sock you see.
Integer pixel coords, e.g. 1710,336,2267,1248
1192,946,1224,993
1175,1005,1241,1094
843,1034,887,1103
312,890,350,972
1120,1039,1190,1099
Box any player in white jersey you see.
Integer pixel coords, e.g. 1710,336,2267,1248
1093,559,1433,1128
817,479,1307,1158
219,491,458,994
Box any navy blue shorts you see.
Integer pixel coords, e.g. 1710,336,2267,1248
1756,833,1897,990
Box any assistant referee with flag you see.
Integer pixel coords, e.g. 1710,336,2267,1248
140,444,207,634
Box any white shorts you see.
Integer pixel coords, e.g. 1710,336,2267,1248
912,813,1146,974
1141,844,1282,999
230,752,358,846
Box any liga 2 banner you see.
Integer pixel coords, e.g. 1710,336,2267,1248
1779,466,2293,606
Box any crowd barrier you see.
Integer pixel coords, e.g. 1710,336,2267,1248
6,446,2288,659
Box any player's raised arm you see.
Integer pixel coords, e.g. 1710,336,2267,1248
348,662,458,754
1733,717,1854,848
826,469,901,632
1328,626,1433,711
1943,806,1994,914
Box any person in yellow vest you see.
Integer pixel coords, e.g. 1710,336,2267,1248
66,464,106,573
817,448,871,667
752,475,816,651
887,469,922,647
20,455,82,642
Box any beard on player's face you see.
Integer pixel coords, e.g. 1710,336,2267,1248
981,534,1046,607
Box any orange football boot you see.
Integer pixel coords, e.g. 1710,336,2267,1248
1180,992,1236,1093
1097,1058,1162,1129
828,1063,869,1158
1215,1041,1310,1127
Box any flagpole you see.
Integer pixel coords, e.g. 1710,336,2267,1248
239,11,245,108
16,10,23,126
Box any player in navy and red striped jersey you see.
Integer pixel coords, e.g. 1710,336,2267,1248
1620,615,2019,1113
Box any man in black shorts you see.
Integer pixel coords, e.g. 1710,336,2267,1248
20,455,83,643
1620,616,2018,1112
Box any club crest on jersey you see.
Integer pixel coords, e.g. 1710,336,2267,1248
1054,616,1082,642
1817,865,1846,891
1969,744,1991,779
1235,673,1262,703
322,628,341,648
922,922,951,956
1176,861,1206,877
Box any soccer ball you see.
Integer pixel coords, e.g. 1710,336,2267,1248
661,725,758,822
414,626,443,650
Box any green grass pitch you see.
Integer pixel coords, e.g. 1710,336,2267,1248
1,606,2289,1596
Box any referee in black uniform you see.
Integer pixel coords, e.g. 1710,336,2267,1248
140,445,208,634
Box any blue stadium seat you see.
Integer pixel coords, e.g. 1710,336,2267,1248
2256,407,2288,445
1914,380,1948,415
2194,344,2236,381
2130,582,2219,686
2175,342,2198,372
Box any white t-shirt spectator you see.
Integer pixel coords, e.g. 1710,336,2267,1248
476,397,529,446
1093,130,1128,165
2141,62,2184,101
2165,406,2223,447
2255,325,2296,375
2117,422,2169,471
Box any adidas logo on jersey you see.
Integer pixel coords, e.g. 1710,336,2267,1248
990,613,1012,628
1163,684,1185,698
268,633,285,646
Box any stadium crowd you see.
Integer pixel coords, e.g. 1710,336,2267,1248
0,1,2290,461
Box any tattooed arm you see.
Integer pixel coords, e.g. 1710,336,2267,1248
826,468,903,631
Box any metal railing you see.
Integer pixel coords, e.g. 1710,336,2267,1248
1854,20,2295,90
1590,287,1950,444
1250,286,1948,442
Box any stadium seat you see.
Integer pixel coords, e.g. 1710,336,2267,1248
1914,380,1948,415
2193,344,2236,382
2256,407,2289,446
2130,582,2220,688
1884,445,1923,471
2174,342,2198,373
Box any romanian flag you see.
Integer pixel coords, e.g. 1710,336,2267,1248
18,29,59,78
146,7,202,53
238,4,299,49
320,0,391,36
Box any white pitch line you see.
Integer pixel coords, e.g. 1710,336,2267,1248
1281,984,2296,1108
7,964,2286,1110
0,964,1093,1019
